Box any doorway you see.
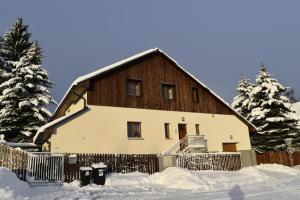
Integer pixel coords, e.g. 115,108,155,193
178,124,187,150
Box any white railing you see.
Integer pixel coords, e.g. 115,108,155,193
26,152,64,186
163,135,208,155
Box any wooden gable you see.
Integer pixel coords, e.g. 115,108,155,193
86,52,233,115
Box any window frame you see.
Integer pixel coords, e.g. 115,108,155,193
161,83,176,100
126,79,143,97
164,123,170,139
127,122,142,138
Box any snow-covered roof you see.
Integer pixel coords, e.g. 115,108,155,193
46,48,256,137
0,141,37,147
34,108,87,143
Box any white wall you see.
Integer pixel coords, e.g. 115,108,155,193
49,105,251,154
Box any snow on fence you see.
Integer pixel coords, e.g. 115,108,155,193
0,144,28,181
256,151,300,167
176,153,241,171
64,153,159,182
26,153,64,186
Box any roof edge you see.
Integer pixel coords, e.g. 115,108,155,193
51,48,257,132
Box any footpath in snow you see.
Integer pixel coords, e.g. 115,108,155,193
1,164,300,199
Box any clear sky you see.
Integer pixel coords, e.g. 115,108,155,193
1,0,300,109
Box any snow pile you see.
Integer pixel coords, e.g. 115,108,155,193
1,165,300,199
0,167,29,199
255,163,300,176
147,167,211,190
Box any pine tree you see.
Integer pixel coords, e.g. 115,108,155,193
248,64,300,152
0,18,32,62
0,19,55,142
232,76,253,118
0,42,55,141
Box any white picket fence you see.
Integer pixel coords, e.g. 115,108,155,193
26,153,64,186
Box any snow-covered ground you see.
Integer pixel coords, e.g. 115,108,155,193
1,164,300,200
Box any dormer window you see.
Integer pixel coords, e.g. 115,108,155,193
162,83,176,100
126,79,142,96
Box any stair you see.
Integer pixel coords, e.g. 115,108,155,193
163,135,208,155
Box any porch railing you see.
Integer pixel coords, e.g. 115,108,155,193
163,135,208,155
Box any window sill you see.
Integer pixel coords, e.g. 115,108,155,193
128,138,144,140
165,138,173,140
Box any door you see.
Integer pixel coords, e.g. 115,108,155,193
178,124,187,150
222,143,237,152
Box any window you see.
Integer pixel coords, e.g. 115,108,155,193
192,87,199,103
162,83,176,100
164,123,170,139
195,124,200,135
126,79,142,96
127,122,141,138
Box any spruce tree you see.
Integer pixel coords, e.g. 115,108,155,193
0,42,55,141
0,19,55,142
0,18,32,62
248,65,299,152
232,76,253,118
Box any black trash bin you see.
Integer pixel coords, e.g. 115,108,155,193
91,163,107,185
79,167,93,186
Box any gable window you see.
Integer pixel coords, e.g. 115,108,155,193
192,87,199,103
127,122,141,138
195,124,200,135
162,83,176,100
126,79,142,96
164,123,170,139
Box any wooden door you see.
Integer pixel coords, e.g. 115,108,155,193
178,124,187,150
178,124,187,140
222,143,237,152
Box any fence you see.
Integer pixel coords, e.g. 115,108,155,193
0,144,28,181
256,151,300,167
176,153,241,171
64,153,159,182
26,153,64,186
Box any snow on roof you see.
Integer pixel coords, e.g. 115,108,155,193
48,48,256,133
0,141,37,147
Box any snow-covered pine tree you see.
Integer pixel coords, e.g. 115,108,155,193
0,18,32,62
0,42,55,141
232,76,253,118
0,18,55,142
248,64,300,152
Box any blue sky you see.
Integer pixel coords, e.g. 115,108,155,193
1,0,300,108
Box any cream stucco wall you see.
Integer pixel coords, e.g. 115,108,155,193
49,105,251,154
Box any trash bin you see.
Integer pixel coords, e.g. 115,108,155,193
79,167,93,186
91,163,107,185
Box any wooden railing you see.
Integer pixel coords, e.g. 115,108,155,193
0,144,28,181
163,135,208,155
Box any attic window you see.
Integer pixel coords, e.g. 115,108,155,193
162,83,176,100
126,79,142,96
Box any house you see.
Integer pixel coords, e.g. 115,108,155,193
34,48,256,155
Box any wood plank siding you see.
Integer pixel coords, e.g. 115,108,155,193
87,52,233,115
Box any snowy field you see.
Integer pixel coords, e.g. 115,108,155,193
1,165,300,200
